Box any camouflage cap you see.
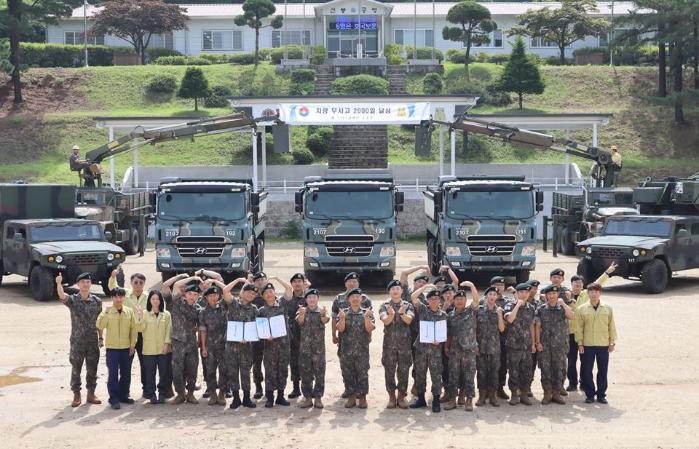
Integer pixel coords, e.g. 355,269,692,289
550,268,565,277
541,285,560,294
425,289,441,300
434,275,448,284
290,273,305,282
515,283,531,292
76,272,92,282
490,276,505,285
441,284,455,294
344,272,359,282
346,287,362,297
252,272,267,281
241,284,258,293
484,286,498,296
185,284,201,293
260,282,275,294
386,279,402,290
303,288,319,299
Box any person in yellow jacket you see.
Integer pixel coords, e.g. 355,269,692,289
96,287,140,410
136,290,172,404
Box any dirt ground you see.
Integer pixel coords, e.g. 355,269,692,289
1,242,698,449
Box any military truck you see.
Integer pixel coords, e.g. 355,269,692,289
576,174,699,293
424,176,544,283
294,170,404,284
154,179,267,282
0,184,126,301
551,188,638,255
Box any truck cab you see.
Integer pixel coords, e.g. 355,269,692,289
424,176,543,283
154,179,267,282
294,171,404,284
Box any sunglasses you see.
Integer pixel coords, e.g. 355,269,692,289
132,280,145,285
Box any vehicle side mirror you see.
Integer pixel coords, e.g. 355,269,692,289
394,191,404,212
294,191,303,213
250,192,260,214
433,191,443,214
536,190,544,212
149,192,157,207
13,232,24,242
677,228,690,238
104,231,113,241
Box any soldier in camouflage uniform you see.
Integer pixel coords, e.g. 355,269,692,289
198,282,229,406
438,283,456,403
379,279,414,409
443,282,479,412
489,276,513,401
56,272,103,407
544,268,572,397
170,277,204,405
399,265,430,396
526,279,542,398
222,280,259,409
535,284,574,405
251,271,268,399
296,288,329,409
409,285,448,413
337,287,375,409
286,273,309,399
476,286,506,407
503,283,537,406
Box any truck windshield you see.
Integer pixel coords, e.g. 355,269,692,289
603,219,672,237
305,190,393,219
159,192,246,221
446,190,534,219
30,223,103,242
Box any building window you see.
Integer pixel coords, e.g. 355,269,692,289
203,30,243,51
471,29,504,48
530,36,559,48
64,31,105,45
272,30,311,47
394,29,433,47
150,32,174,49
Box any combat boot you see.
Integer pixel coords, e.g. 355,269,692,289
541,390,552,405
276,390,290,406
520,390,533,406
457,389,466,406
497,387,509,400
216,389,226,406
525,388,533,398
344,395,356,408
86,389,101,405
509,389,520,406
489,390,500,407
431,394,441,413
559,388,568,397
440,393,451,404
552,391,566,405
409,393,427,409
288,381,301,399
254,382,264,399
229,391,241,409
165,385,175,399
410,383,418,396
264,390,274,408
71,391,81,407
464,397,474,412
242,391,256,408
341,390,349,399
313,397,324,409
475,390,487,407
202,390,210,399
357,395,368,409
396,391,409,409
443,398,457,410
172,392,186,405
186,390,199,404
298,397,313,408
208,390,218,406
386,390,397,409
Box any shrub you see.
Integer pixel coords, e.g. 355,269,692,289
280,219,302,239
316,127,334,147
469,65,493,82
187,58,211,65
204,85,233,107
306,133,325,156
154,55,188,65
290,81,315,95
543,56,573,65
145,74,178,96
19,42,123,67
311,45,326,65
258,48,271,61
331,74,389,95
291,68,315,83
292,147,314,164
178,67,211,111
229,52,256,65
384,43,404,65
404,46,443,62
573,46,606,56
270,45,305,64
146,47,182,63
607,44,658,66
474,52,509,64
422,73,443,94
446,48,466,64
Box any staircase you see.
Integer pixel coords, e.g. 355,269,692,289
314,65,335,95
386,65,407,94
328,125,388,169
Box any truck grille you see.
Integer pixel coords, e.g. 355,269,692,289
325,235,373,257
175,236,226,257
592,246,627,259
65,253,104,265
466,235,516,256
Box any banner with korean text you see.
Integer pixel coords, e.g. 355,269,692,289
279,103,431,125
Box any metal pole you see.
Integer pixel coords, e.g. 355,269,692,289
133,142,139,189
358,0,361,58
450,128,456,176
439,126,444,178
252,131,258,192
609,0,614,67
261,128,267,188
284,0,288,59
431,0,435,59
109,127,115,189
592,123,598,147
413,0,417,60
83,0,89,67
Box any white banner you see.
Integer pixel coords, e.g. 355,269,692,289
279,102,431,125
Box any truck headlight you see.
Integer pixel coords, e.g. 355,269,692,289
586,247,592,254
521,245,536,257
632,249,640,257
446,246,461,257
55,255,63,263
157,247,171,258
304,246,319,258
232,247,246,258
380,246,395,257
107,253,114,261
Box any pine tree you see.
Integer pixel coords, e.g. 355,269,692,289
497,36,545,109
177,67,211,111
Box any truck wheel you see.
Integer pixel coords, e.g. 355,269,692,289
427,238,441,276
577,259,598,284
305,271,322,287
560,226,575,256
250,239,264,273
101,277,114,297
29,266,56,302
641,259,669,294
515,271,530,284
124,228,140,256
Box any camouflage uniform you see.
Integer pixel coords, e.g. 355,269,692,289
535,303,568,392
413,303,447,396
379,299,414,393
504,301,536,392
402,283,425,382
199,302,228,392
225,299,258,392
339,307,373,396
251,294,266,386
170,295,200,394
297,306,326,398
496,295,512,391
64,293,102,393
476,304,501,390
446,306,478,398
287,293,305,386
258,297,290,392
529,297,544,390
332,292,372,355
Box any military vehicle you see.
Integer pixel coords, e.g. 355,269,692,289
551,188,638,255
0,184,125,301
577,174,699,293
424,176,544,283
294,170,404,284
154,179,267,282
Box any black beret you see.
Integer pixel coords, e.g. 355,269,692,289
260,282,275,294
303,288,319,299
425,289,441,299
490,276,505,285
185,284,201,293
550,268,565,277
76,272,92,282
346,287,362,297
344,272,359,282
386,279,402,290
441,284,455,293
527,279,541,287
434,275,448,284
414,273,430,282
252,272,267,280
242,284,258,293
542,284,560,294
454,289,468,298
290,273,305,282
203,285,220,296
484,286,498,295
515,283,531,292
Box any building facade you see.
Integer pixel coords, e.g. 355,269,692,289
47,1,635,59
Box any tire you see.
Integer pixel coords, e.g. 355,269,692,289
427,237,441,276
250,238,264,273
577,259,598,285
101,277,113,297
560,226,575,256
641,259,669,294
305,271,322,287
29,266,57,302
124,228,140,256
515,271,530,284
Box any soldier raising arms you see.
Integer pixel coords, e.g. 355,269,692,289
296,288,330,409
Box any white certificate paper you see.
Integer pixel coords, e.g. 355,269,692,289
227,321,244,342
256,317,271,340
434,320,447,343
244,321,259,342
270,315,287,338
420,320,447,343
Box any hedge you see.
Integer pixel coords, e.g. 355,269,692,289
384,44,404,65
154,56,211,65
422,73,443,94
19,42,133,67
271,45,305,64
291,68,315,83
145,74,178,96
331,74,388,95
311,45,326,65
204,85,233,107
292,147,315,164
403,46,443,62
146,47,182,62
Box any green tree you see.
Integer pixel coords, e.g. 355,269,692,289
234,0,282,65
178,67,210,111
91,0,187,65
509,0,609,64
496,36,544,109
442,1,496,80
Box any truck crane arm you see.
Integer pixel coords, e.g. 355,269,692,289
446,116,617,187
